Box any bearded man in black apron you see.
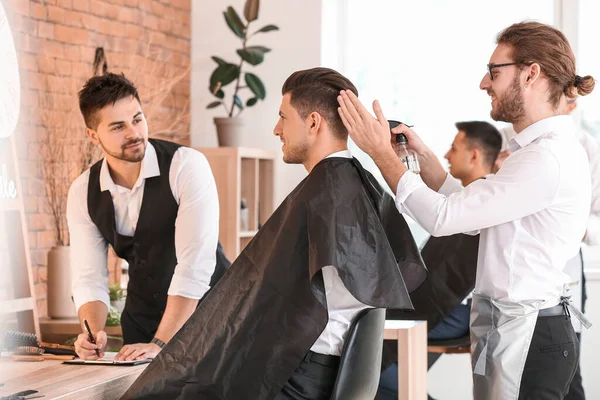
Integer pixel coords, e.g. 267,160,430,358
68,73,229,362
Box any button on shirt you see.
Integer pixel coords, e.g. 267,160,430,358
310,150,372,356
67,142,219,311
396,116,591,303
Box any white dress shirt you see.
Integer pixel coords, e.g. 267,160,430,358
501,123,600,331
67,142,219,312
502,124,600,244
310,150,372,356
396,116,591,304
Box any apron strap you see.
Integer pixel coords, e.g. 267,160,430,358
561,296,592,329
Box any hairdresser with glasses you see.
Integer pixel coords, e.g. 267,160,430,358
338,22,594,400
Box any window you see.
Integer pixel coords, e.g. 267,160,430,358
323,0,554,160
322,0,555,244
577,0,600,138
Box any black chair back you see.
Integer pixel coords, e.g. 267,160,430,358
330,308,386,400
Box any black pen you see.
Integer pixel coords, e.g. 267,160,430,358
83,319,100,357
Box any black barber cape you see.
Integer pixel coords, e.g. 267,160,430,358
383,233,479,368
122,157,427,400
387,233,479,328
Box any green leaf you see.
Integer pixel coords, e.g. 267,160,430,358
211,56,227,66
224,7,245,39
215,89,225,99
207,101,222,109
236,46,271,66
244,0,260,22
247,45,271,53
246,97,258,107
209,63,240,91
234,95,243,109
236,49,262,66
255,24,279,33
245,73,266,100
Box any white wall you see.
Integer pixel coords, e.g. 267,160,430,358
191,0,322,204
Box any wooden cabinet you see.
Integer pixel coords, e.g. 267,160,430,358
194,147,276,261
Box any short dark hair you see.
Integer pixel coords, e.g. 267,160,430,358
454,121,502,169
281,67,358,139
78,72,141,130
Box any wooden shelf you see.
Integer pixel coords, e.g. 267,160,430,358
195,147,276,260
239,230,258,238
0,297,35,314
39,317,123,336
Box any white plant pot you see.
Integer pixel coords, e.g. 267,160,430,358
47,246,77,319
214,117,244,147
110,299,126,313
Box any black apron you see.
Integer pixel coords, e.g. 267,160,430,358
88,139,229,344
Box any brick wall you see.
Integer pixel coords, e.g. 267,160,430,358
3,0,191,317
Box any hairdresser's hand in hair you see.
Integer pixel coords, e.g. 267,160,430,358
337,89,409,193
337,90,394,159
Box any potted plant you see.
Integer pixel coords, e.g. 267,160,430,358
206,0,279,147
108,283,126,314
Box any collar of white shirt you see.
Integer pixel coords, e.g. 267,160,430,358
99,141,161,193
509,115,574,152
325,149,351,159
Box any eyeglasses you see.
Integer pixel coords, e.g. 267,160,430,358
487,62,523,81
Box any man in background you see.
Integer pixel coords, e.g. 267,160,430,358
378,121,502,400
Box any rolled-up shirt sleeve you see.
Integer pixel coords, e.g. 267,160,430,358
67,172,110,312
168,149,219,299
395,146,560,237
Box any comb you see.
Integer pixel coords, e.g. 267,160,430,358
3,331,77,357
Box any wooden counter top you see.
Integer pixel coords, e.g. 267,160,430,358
0,358,147,399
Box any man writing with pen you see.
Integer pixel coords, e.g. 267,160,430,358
67,73,228,361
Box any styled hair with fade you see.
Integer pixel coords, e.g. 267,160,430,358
455,121,502,169
281,67,358,139
78,72,141,130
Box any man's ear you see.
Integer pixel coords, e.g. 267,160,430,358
568,101,578,114
525,63,541,87
308,112,322,135
471,147,481,165
86,127,99,144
